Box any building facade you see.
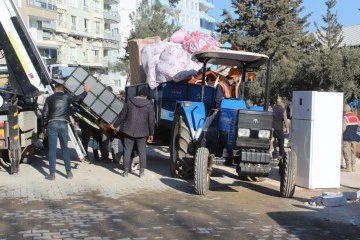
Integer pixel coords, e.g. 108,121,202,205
12,0,216,92
14,0,121,89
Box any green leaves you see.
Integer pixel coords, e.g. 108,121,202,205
216,0,359,102
314,0,344,50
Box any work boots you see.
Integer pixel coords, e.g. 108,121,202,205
139,168,145,178
46,173,55,181
122,169,129,177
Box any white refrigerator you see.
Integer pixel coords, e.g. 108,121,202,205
291,91,343,189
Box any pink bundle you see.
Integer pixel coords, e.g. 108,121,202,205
182,31,221,53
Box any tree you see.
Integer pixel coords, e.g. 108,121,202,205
314,0,344,50
216,0,313,60
216,0,317,100
110,0,178,75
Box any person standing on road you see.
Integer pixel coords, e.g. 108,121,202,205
110,86,155,178
342,104,360,172
272,97,290,160
43,79,90,180
215,67,242,106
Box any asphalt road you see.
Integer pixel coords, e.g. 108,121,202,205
0,143,359,240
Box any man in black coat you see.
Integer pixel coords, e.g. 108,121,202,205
43,79,90,180
111,86,155,177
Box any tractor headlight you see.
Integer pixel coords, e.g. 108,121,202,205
258,130,271,139
238,128,250,137
0,95,3,108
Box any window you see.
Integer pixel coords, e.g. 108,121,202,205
58,13,65,27
114,80,121,87
71,16,76,30
94,0,100,12
83,49,89,62
95,21,100,34
37,20,42,30
84,19,89,32
94,49,99,62
70,47,76,61
83,0,89,10
103,49,109,57
58,45,64,59
112,28,119,35
104,23,111,31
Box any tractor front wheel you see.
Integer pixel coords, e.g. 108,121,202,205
194,147,211,195
280,151,297,198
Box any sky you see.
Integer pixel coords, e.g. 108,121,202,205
208,0,360,32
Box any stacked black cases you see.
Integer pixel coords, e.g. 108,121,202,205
64,67,124,124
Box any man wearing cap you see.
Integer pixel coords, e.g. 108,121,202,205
215,67,242,106
43,79,90,180
110,86,155,178
342,104,360,172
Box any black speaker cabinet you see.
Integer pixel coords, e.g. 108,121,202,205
64,67,124,124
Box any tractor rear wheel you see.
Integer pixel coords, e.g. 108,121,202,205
280,151,297,198
170,109,193,179
194,147,210,195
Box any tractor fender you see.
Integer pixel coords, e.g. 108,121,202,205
175,101,206,141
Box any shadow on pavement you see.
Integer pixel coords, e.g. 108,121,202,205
267,209,360,239
28,141,85,178
159,177,194,194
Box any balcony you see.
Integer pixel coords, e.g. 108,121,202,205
28,0,57,10
103,11,120,23
103,41,120,49
199,0,214,11
57,0,66,4
42,21,56,32
199,12,215,23
200,18,216,32
103,0,119,4
103,31,119,41
42,31,51,40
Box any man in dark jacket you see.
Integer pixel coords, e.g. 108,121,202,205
111,86,155,177
43,79,90,180
272,97,289,159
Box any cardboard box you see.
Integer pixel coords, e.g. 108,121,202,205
128,36,161,85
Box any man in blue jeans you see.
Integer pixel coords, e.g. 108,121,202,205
43,79,90,180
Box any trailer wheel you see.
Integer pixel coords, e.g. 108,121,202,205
280,151,297,198
170,110,193,179
194,147,210,195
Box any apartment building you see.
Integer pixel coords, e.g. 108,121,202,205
166,0,216,35
10,0,216,93
14,0,120,85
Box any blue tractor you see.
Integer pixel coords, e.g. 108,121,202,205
127,50,297,198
